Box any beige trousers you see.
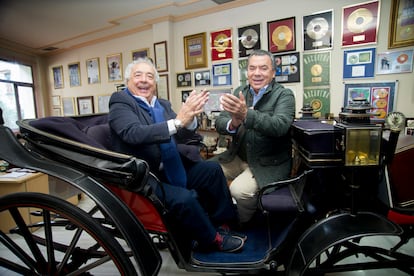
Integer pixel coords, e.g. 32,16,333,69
220,156,258,224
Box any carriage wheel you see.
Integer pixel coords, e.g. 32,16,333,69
0,192,137,275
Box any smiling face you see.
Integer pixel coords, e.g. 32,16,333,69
247,54,275,93
127,62,157,102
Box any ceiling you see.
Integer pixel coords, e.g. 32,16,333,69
0,0,261,56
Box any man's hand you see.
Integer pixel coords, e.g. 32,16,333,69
176,89,209,127
220,91,247,128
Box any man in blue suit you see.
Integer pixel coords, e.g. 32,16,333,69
109,57,245,252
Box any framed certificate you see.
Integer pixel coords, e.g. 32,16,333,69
184,32,208,69
154,41,168,72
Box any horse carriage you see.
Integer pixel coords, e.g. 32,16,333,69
0,104,413,275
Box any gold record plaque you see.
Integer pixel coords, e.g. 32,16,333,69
211,29,232,61
303,10,333,51
268,17,296,53
342,1,380,47
238,24,261,57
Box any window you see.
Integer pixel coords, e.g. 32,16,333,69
0,60,36,130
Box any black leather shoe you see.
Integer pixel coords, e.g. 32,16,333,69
216,234,244,253
218,226,247,241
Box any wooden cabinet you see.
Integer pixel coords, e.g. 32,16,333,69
0,172,49,233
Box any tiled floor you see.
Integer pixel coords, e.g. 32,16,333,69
1,195,413,275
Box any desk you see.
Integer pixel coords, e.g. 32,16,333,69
0,172,49,233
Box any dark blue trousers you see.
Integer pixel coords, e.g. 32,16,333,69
153,160,238,246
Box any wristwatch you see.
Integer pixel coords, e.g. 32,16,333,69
174,119,183,130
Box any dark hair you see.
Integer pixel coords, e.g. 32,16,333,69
248,49,276,71
0,107,4,125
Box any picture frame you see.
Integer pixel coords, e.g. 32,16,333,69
184,32,208,70
204,89,232,114
132,48,150,61
267,17,296,53
176,72,192,87
194,70,211,86
343,47,376,79
157,74,169,100
68,62,81,87
52,107,62,117
52,66,64,89
303,10,333,51
86,57,100,84
389,0,414,48
106,53,123,82
77,96,94,115
341,0,380,47
51,95,61,107
376,49,413,75
238,23,261,58
211,28,233,61
274,52,301,83
212,63,232,86
62,97,76,116
154,41,168,72
97,94,111,113
181,90,193,103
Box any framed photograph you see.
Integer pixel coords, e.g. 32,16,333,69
157,74,169,100
274,52,300,83
51,95,61,107
343,81,398,119
77,96,94,115
62,97,76,116
211,28,233,61
177,72,192,87
341,0,380,47
106,53,123,82
52,108,62,116
389,0,414,48
376,49,413,75
184,32,208,69
303,10,333,51
343,47,376,79
238,23,261,58
405,127,414,136
97,94,111,113
132,48,150,61
194,70,211,86
86,57,100,84
212,63,232,86
154,41,168,72
267,17,296,53
68,62,81,87
52,66,64,89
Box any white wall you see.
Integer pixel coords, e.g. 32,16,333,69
45,0,414,118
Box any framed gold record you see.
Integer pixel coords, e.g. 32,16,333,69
267,17,296,53
211,29,233,61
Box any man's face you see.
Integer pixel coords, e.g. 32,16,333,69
127,62,156,101
247,55,275,92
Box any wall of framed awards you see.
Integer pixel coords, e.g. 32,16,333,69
42,0,413,119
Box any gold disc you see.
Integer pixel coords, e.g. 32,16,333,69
272,25,292,49
347,8,373,33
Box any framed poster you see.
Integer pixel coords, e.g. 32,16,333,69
211,28,233,61
341,0,380,47
267,17,296,53
194,70,211,86
154,41,168,72
52,66,64,89
132,48,149,61
303,87,331,119
303,51,331,87
238,23,261,58
86,57,100,84
212,63,232,86
106,53,123,82
184,32,208,69
389,0,414,48
62,97,76,116
77,96,94,115
157,74,169,100
97,94,111,113
176,72,192,87
343,47,376,79
343,81,398,119
303,10,333,51
68,62,81,87
274,52,300,83
376,49,413,75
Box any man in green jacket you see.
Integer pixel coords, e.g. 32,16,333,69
214,49,296,224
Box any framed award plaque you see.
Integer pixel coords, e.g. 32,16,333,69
267,17,296,53
238,23,261,57
303,10,333,51
211,28,233,61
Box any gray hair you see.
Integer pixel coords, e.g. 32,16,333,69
124,57,159,84
248,49,276,71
